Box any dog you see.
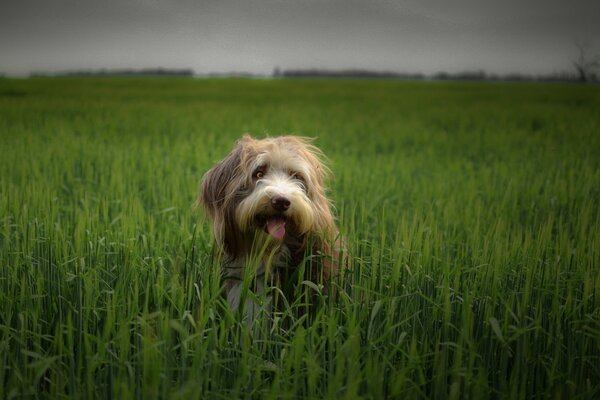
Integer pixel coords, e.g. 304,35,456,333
200,135,344,320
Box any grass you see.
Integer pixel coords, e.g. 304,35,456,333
1,76,599,399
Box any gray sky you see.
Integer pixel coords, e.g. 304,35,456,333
1,0,599,76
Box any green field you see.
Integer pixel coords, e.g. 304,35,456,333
1,77,599,399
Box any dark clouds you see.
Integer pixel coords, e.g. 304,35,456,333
1,0,599,75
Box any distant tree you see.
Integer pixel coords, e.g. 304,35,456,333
572,40,599,82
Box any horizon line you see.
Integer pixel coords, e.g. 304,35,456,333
1,66,594,83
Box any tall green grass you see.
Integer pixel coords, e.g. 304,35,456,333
1,77,599,399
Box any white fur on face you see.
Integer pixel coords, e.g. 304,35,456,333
235,149,318,236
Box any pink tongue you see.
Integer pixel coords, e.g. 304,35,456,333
266,217,286,240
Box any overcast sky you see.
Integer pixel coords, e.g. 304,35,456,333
1,0,599,76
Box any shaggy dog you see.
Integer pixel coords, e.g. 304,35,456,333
200,135,343,319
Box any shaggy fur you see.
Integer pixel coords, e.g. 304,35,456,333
200,135,342,318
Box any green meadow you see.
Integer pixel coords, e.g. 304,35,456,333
1,77,599,399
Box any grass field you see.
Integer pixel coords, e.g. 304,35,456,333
1,76,599,399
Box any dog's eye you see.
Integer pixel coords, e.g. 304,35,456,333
253,169,264,179
290,172,305,182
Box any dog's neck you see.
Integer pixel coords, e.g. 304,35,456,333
222,230,310,277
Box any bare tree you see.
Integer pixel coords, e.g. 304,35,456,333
573,41,600,83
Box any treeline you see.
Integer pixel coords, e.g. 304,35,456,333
275,68,426,80
31,68,194,77
25,67,596,83
276,68,594,83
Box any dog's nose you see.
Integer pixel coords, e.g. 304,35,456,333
271,196,291,212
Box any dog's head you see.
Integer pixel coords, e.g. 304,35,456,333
200,135,334,258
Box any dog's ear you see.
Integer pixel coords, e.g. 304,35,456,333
199,142,244,217
293,139,334,234
310,179,334,234
200,137,256,258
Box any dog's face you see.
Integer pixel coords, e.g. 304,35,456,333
201,135,333,258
